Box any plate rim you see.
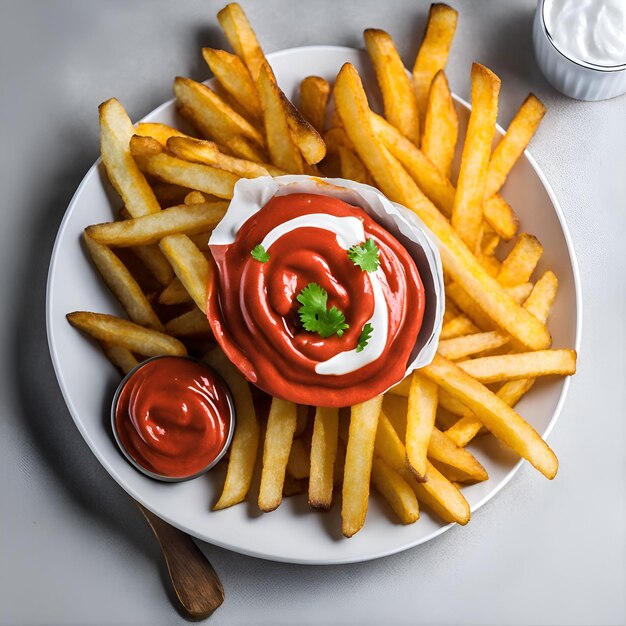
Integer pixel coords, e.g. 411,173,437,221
46,44,582,565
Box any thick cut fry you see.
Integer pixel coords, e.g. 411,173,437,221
428,428,488,482
342,396,383,537
99,98,162,218
444,416,481,448
299,76,330,134
167,136,283,177
406,373,438,480
485,94,546,198
83,235,163,331
440,315,480,339
204,348,260,509
131,245,175,286
184,191,207,205
457,349,577,383
86,201,227,247
364,28,420,144
437,331,511,361
382,394,409,440
482,194,519,241
130,136,238,199
101,342,139,375
258,398,298,512
159,278,192,305
371,457,420,524
338,146,370,184
413,3,459,121
422,71,458,177
497,233,544,286
283,96,327,165
202,47,263,122
286,438,310,480
451,64,501,251
67,312,186,357
422,354,559,479
524,270,558,321
164,308,212,337
308,406,339,510
158,234,210,312
257,63,304,173
134,122,191,146
324,126,353,154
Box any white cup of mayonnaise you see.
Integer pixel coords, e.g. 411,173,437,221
533,0,626,100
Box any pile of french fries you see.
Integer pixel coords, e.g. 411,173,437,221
67,3,577,538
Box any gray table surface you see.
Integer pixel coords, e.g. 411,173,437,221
1,1,625,624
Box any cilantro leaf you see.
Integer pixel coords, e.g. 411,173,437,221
296,283,349,339
251,244,270,262
348,238,380,272
356,323,374,353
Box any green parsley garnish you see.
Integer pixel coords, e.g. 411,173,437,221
296,283,349,338
251,244,270,262
356,323,374,353
348,238,380,272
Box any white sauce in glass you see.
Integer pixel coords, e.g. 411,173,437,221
259,214,389,376
544,0,626,66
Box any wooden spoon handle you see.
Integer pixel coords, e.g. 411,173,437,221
136,503,224,618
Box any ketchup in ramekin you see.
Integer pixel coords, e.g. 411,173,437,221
112,356,235,481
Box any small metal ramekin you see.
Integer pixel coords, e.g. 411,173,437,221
111,355,236,482
533,0,626,101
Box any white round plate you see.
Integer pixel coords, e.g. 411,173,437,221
47,46,581,565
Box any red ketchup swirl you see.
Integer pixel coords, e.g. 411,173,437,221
207,193,425,407
114,357,233,479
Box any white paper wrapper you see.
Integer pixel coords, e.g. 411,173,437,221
210,175,445,385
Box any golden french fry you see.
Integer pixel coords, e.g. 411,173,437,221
342,396,383,537
130,135,239,199
482,194,519,241
131,244,175,286
86,201,227,247
437,331,511,361
440,314,480,340
100,342,139,375
481,226,500,255
204,348,260,510
83,234,163,331
524,270,558,321
184,191,207,205
406,373,438,481
382,394,409,441
159,278,192,306
67,312,186,357
428,428,488,482
323,126,353,154
497,233,544,286
308,406,339,510
286,438,310,480
202,47,263,122
364,28,420,145
134,122,191,146
257,63,304,173
422,354,558,479
158,234,210,312
485,94,546,198
99,98,162,218
258,398,298,511
457,349,577,384
371,457,420,524
444,415,481,448
422,70,458,177
451,64,501,251
282,96,327,165
164,308,212,337
413,3,459,121
338,146,371,184
299,76,330,134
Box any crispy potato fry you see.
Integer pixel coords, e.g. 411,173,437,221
437,331,511,361
99,98,162,218
457,349,577,383
286,437,310,480
67,312,186,357
184,190,207,205
422,354,558,479
338,146,371,184
202,47,263,122
299,76,330,134
158,234,210,312
440,314,480,340
428,428,488,482
481,226,500,255
451,64,501,251
131,244,175,286
482,194,519,241
422,70,458,177
308,406,339,510
258,398,298,511
524,270,558,321
130,135,239,199
364,28,420,144
83,234,163,331
159,278,192,306
435,407,459,431
164,308,212,337
282,95,327,165
497,233,543,286
413,3,459,122
86,201,227,247
406,373,438,481
342,396,383,537
444,415,481,448
204,348,260,510
382,394,409,441
371,457,420,524
101,342,139,375
134,122,191,146
485,94,546,198
323,126,354,154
